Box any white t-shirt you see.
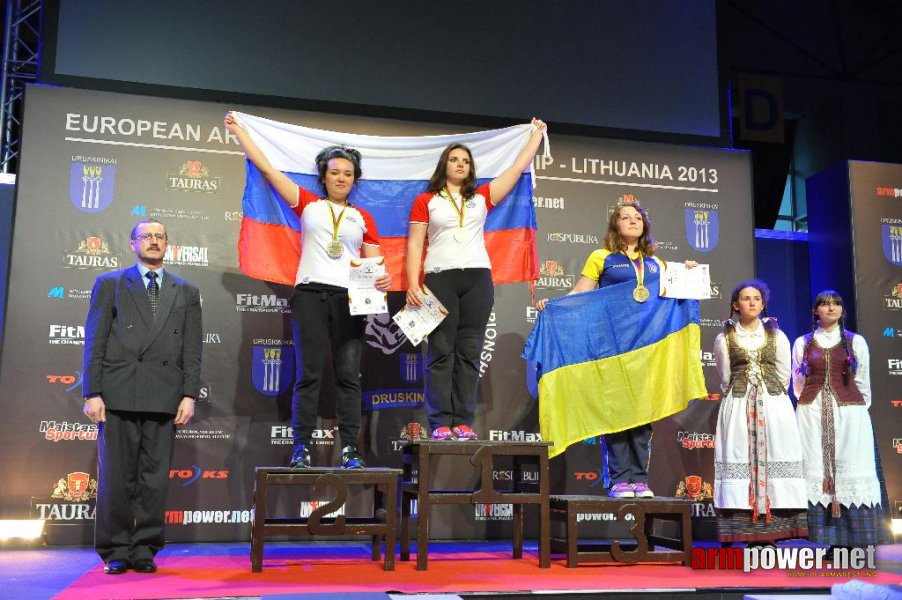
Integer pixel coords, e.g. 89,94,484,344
409,183,493,273
292,186,381,288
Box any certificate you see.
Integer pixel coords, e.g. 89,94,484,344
392,286,448,346
348,257,388,315
660,262,711,299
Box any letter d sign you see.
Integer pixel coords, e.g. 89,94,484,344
738,74,784,143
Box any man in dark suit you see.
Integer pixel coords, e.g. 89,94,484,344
82,218,202,575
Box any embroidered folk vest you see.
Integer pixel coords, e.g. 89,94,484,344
797,334,865,406
726,328,785,396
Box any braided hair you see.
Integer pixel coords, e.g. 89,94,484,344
723,279,778,334
799,290,857,383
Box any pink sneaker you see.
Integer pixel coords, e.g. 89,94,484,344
631,482,654,498
452,425,478,440
431,426,453,440
608,482,635,498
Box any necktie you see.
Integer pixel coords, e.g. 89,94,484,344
146,271,159,314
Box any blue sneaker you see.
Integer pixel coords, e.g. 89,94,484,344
289,444,311,469
341,445,366,469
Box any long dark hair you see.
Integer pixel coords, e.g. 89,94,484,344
798,289,857,384
427,143,477,199
315,145,362,196
603,200,656,256
723,279,778,334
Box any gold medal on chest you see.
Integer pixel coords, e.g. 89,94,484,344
633,285,650,303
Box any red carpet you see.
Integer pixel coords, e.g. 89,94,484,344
54,547,901,600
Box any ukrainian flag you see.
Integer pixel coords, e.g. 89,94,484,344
523,280,706,458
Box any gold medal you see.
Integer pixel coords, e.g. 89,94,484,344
624,250,651,303
326,240,343,259
326,201,347,260
443,187,468,244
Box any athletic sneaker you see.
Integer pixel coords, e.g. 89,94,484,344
340,444,366,469
631,482,654,498
289,444,311,469
608,482,635,498
452,425,478,440
431,426,453,440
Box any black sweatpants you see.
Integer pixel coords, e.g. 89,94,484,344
289,284,364,448
605,424,653,485
423,268,494,430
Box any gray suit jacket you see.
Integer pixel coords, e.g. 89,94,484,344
82,265,203,414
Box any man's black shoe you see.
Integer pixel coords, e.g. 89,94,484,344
103,560,129,574
341,444,366,469
132,559,158,573
289,444,311,469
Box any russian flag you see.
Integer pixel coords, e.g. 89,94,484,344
523,280,706,458
234,112,540,291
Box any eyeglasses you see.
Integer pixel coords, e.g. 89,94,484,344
133,233,167,241
818,300,841,307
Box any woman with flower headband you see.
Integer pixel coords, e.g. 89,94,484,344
712,280,807,544
406,119,547,441
536,195,690,498
225,112,392,470
791,290,890,548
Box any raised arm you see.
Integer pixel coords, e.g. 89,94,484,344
224,112,300,207
488,118,547,203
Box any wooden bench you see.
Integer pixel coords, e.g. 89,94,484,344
399,440,551,571
549,495,693,567
250,467,400,571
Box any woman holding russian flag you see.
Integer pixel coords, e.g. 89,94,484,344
225,112,391,471
406,118,547,441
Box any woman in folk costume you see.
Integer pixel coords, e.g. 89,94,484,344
713,280,807,543
791,290,892,548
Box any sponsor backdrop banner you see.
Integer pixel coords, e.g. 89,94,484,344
0,85,753,542
848,162,902,514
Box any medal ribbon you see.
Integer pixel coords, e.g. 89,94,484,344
327,201,347,243
442,187,465,230
626,251,645,290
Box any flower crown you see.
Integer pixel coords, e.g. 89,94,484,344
617,194,640,206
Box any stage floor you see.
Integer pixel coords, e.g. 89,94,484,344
1,541,899,600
